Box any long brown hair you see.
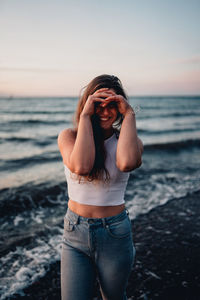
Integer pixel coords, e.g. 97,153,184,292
74,74,128,182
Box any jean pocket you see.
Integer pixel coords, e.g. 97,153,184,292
105,217,131,239
64,217,75,232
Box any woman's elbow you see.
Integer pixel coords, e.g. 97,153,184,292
135,158,143,169
70,164,93,176
73,168,91,176
117,158,142,172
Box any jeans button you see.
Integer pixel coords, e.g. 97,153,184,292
88,219,94,224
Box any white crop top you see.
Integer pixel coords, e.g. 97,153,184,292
64,133,130,206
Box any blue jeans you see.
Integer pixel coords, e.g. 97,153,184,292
61,207,136,300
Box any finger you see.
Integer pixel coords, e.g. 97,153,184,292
94,89,116,96
106,90,116,95
93,94,112,101
104,96,118,101
93,88,109,95
100,99,117,107
94,91,114,97
101,89,117,96
93,98,108,102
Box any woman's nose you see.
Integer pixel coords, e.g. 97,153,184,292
101,106,110,115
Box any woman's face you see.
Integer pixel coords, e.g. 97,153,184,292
95,89,118,130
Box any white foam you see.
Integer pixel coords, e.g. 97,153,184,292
0,228,63,300
16,267,34,281
14,215,24,226
127,171,200,219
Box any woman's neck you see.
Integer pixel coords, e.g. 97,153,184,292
103,128,114,140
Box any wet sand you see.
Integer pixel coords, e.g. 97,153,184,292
10,190,200,300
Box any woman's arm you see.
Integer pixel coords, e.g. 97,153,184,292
116,109,143,172
103,92,143,172
57,114,95,175
57,88,112,175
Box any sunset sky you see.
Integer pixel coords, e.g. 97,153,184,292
0,0,200,96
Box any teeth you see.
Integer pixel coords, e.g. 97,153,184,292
100,118,109,121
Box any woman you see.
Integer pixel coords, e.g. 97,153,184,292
58,74,143,300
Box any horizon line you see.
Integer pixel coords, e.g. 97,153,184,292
0,94,200,99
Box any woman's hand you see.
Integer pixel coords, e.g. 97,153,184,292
103,90,134,116
80,88,114,118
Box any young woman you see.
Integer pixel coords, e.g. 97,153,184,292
58,74,143,300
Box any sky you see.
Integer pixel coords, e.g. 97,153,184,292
0,0,200,96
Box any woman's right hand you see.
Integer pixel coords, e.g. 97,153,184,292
80,88,112,118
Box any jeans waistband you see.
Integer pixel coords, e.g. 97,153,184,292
65,207,129,226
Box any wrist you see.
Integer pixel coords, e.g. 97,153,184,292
80,112,91,119
124,107,135,117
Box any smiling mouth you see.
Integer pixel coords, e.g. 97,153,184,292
99,117,110,121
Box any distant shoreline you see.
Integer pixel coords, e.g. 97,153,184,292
1,95,200,100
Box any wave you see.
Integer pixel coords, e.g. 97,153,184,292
0,181,67,218
1,109,75,115
144,138,200,151
0,119,67,126
0,222,62,300
0,136,32,143
0,135,57,146
138,111,200,118
137,127,200,135
132,96,200,100
0,151,61,172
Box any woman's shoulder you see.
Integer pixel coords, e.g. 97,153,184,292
57,128,77,144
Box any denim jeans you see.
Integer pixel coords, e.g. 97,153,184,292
61,207,136,300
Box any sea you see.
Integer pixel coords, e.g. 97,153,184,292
0,96,200,299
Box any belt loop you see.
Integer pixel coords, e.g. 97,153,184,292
102,218,107,228
74,214,79,225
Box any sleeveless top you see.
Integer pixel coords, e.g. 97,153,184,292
63,133,130,206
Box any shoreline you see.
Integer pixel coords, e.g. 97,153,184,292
8,190,200,300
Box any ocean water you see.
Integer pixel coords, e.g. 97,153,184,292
0,96,200,299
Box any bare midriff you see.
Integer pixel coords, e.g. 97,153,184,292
68,199,125,218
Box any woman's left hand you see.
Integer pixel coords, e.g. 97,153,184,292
103,90,134,116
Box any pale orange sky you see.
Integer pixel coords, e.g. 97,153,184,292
0,0,200,96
